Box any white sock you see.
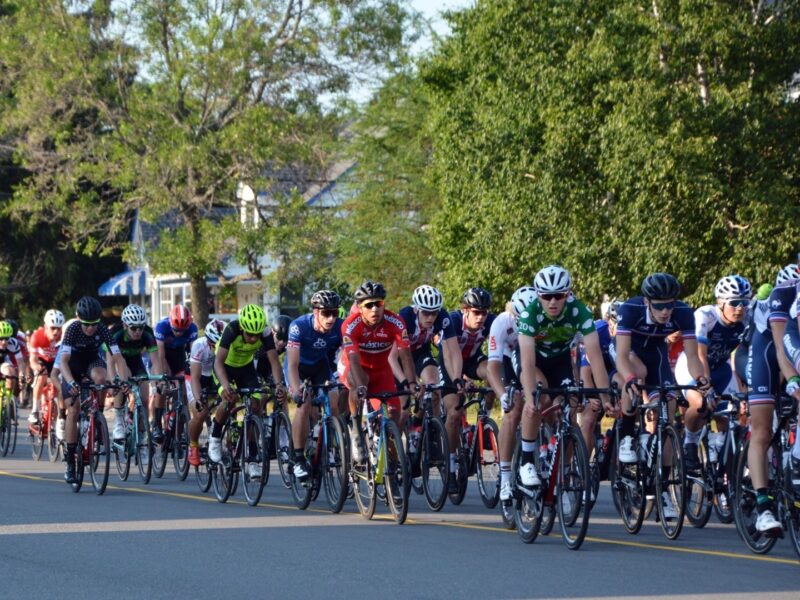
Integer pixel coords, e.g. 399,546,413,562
684,428,701,445
449,452,457,471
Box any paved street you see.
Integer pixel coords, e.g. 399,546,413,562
0,410,797,599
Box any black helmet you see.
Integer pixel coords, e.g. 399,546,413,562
353,280,386,303
641,273,681,300
76,296,102,321
311,290,341,309
4,318,20,337
462,287,492,310
272,314,292,343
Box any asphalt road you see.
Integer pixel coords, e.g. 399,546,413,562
0,409,797,600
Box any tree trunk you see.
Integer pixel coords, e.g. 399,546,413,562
191,273,211,327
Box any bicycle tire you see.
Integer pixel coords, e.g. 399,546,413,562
0,399,8,457
322,416,349,514
89,412,110,495
71,442,85,493
152,426,169,479
733,438,778,554
135,408,153,484
275,410,293,489
655,424,686,540
31,416,44,461
713,442,736,524
403,422,423,495
421,416,449,511
241,416,267,507
385,420,410,524
686,439,713,528
195,419,212,493
788,501,800,561
475,417,500,509
8,399,17,454
114,430,131,482
513,441,543,543
610,436,646,535
448,433,468,506
47,398,60,463
351,419,376,520
173,406,190,481
212,421,236,503
558,426,591,550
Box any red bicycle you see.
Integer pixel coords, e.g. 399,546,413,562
29,374,60,462
66,381,117,494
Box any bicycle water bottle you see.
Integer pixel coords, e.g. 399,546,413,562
638,432,651,462
80,416,89,447
309,422,321,457
167,410,175,433
409,427,421,455
707,432,723,463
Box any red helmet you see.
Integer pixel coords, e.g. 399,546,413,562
169,305,193,330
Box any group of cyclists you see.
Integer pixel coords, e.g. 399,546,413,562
2,259,800,556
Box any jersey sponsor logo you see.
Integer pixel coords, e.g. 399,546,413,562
443,317,450,328
489,336,497,351
342,335,353,346
386,314,405,330
289,324,301,336
771,300,782,308
401,329,409,341
313,338,328,349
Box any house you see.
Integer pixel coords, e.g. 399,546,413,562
97,160,357,323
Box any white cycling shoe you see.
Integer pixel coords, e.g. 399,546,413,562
618,436,637,463
500,480,513,502
208,436,223,463
519,462,541,487
755,509,781,532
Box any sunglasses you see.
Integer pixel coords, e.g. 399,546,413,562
726,299,748,308
469,309,489,316
319,309,338,318
80,320,100,326
128,325,144,332
539,293,567,302
361,301,384,310
650,301,676,312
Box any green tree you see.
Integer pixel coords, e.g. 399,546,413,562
0,0,419,324
422,0,800,309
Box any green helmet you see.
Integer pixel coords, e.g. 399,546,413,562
238,304,266,335
0,321,13,339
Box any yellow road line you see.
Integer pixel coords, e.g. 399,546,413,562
1,469,797,566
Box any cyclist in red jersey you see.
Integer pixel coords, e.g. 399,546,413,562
28,310,64,423
338,281,418,461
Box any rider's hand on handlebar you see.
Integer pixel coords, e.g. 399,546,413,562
696,376,712,393
356,385,367,399
624,375,640,398
221,385,237,403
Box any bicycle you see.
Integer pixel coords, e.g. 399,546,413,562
733,392,800,559
28,373,58,462
610,383,695,540
405,383,449,511
113,375,155,483
684,392,748,528
351,390,411,524
0,375,20,456
194,389,220,493
450,386,501,508
212,386,269,506
286,381,349,513
513,383,615,549
66,380,117,494
151,375,191,481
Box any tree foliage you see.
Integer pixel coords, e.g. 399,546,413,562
422,0,800,309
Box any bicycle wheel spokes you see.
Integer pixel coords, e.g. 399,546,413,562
476,418,501,509
513,450,543,543
89,412,110,495
241,416,267,507
385,421,409,524
322,416,349,514
31,417,44,461
685,441,713,529
610,438,647,535
655,425,686,540
173,407,190,481
733,439,778,554
195,419,212,493
558,427,591,549
48,399,61,463
135,409,153,484
351,420,376,520
421,417,449,511
275,410,293,489
213,423,236,503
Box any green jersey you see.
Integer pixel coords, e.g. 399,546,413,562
217,320,275,368
517,296,595,358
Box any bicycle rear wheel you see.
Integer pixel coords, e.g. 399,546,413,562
173,406,190,481
610,437,646,535
733,438,778,554
48,399,60,463
241,416,267,507
403,422,423,495
558,426,591,550
713,442,736,524
114,433,131,481
385,420,410,525
135,408,153,484
213,422,236,503
655,425,686,540
421,416,449,511
152,428,169,479
686,440,713,528
513,441,543,543
70,445,85,493
475,417,500,509
195,419,212,493
31,418,44,461
89,412,110,495
788,501,800,560
351,422,376,520
448,436,468,506
8,399,17,454
322,416,349,514
275,410,293,489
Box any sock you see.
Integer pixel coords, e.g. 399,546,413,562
500,461,511,485
755,488,772,513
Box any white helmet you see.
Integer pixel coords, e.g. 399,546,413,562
121,304,147,327
412,285,444,311
776,264,800,287
533,265,572,294
511,286,537,317
204,319,225,344
714,275,752,300
44,309,65,328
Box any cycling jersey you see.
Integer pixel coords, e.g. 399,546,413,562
340,311,409,371
189,337,215,377
488,312,518,362
111,326,157,359
446,310,496,361
30,327,59,363
616,297,696,349
398,306,456,353
0,336,24,366
154,318,198,349
517,295,595,358
579,319,616,374
218,320,276,368
691,305,745,371
61,320,119,361
287,313,344,366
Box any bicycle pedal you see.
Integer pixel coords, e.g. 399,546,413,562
765,527,784,539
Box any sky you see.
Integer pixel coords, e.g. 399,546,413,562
410,0,473,49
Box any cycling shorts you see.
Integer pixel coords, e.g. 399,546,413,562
412,346,438,377
674,352,738,405
747,330,779,406
164,347,188,376
438,351,488,393
535,351,575,391
124,355,148,378
630,342,674,399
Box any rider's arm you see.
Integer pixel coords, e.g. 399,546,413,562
147,349,162,376
214,346,232,393
348,352,369,389
189,360,203,403
441,336,462,383
770,319,799,382
287,345,302,396
582,330,611,403
387,344,405,381
156,340,169,376
265,348,285,387
518,334,538,405
614,333,635,381
397,347,417,386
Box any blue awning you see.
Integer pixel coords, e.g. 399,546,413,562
98,268,147,296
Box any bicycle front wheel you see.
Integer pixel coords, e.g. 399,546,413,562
31,417,44,461
609,436,646,535
513,441,543,543
70,444,85,493
385,420,410,525
351,421,376,520
475,417,500,509
685,439,713,528
195,419,212,493
212,422,236,503
732,438,778,554
152,426,169,479
47,398,61,463
322,416,349,514
8,399,17,454
241,416,267,507
89,412,110,495
421,416,449,511
135,408,153,484
173,406,190,481
558,426,591,550
655,425,686,540
275,410,293,489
